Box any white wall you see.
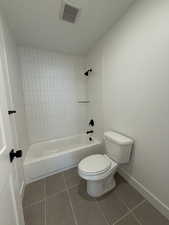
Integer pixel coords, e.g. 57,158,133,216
19,47,88,144
87,0,169,218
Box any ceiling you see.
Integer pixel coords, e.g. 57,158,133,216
0,0,134,55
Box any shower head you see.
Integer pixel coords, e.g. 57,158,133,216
84,69,92,76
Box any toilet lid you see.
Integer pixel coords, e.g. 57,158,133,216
79,154,111,175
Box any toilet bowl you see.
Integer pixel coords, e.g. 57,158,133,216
78,131,133,197
78,154,118,197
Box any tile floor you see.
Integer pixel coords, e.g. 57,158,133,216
23,168,169,225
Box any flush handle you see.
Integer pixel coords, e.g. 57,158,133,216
9,149,22,163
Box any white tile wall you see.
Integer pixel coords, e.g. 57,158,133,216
18,47,88,144
86,47,104,141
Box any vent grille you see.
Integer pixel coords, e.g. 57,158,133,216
62,3,79,23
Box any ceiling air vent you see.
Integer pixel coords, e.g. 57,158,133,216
61,2,80,24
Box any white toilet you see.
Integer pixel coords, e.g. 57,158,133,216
78,131,133,197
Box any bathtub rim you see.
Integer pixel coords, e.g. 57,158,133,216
28,133,94,149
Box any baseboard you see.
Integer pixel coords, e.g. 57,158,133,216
19,181,25,200
118,168,169,220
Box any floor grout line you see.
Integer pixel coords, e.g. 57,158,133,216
114,187,146,213
45,188,67,199
130,200,146,225
23,182,67,208
23,199,45,209
132,212,143,225
129,200,146,212
67,183,82,190
23,170,150,225
63,172,145,225
62,173,79,225
23,179,77,209
107,187,145,225
95,200,111,225
112,199,146,225
113,210,132,225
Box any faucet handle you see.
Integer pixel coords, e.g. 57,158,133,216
89,119,94,127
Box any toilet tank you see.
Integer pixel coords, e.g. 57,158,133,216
104,131,133,164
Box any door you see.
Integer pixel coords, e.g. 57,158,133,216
0,28,24,225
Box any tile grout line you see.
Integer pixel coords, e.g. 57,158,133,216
115,189,146,213
95,200,111,225
132,212,143,225
113,210,133,225
23,199,45,209
115,191,130,210
112,199,146,225
23,181,47,225
110,191,131,225
62,171,143,225
23,189,68,209
23,180,47,209
130,200,146,225
23,171,148,225
62,173,79,225
127,199,146,212
111,189,145,225
45,188,67,200
67,183,81,190
123,198,146,225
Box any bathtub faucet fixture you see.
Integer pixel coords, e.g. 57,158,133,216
86,130,94,134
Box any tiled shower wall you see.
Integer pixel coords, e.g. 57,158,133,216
18,47,88,144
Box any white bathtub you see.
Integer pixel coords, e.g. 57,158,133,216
24,134,102,183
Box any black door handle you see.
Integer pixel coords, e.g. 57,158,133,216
8,110,16,115
9,149,22,162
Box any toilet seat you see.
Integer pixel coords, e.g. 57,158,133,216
78,154,115,176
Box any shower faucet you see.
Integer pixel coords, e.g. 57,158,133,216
84,68,92,76
86,130,94,134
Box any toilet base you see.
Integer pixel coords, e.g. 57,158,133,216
87,173,116,197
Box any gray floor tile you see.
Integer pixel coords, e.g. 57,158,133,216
115,214,140,225
45,172,66,196
23,169,169,225
46,191,75,225
23,179,45,207
64,167,82,188
115,173,126,186
69,185,107,225
133,201,169,225
97,190,129,224
24,201,44,225
115,181,144,209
